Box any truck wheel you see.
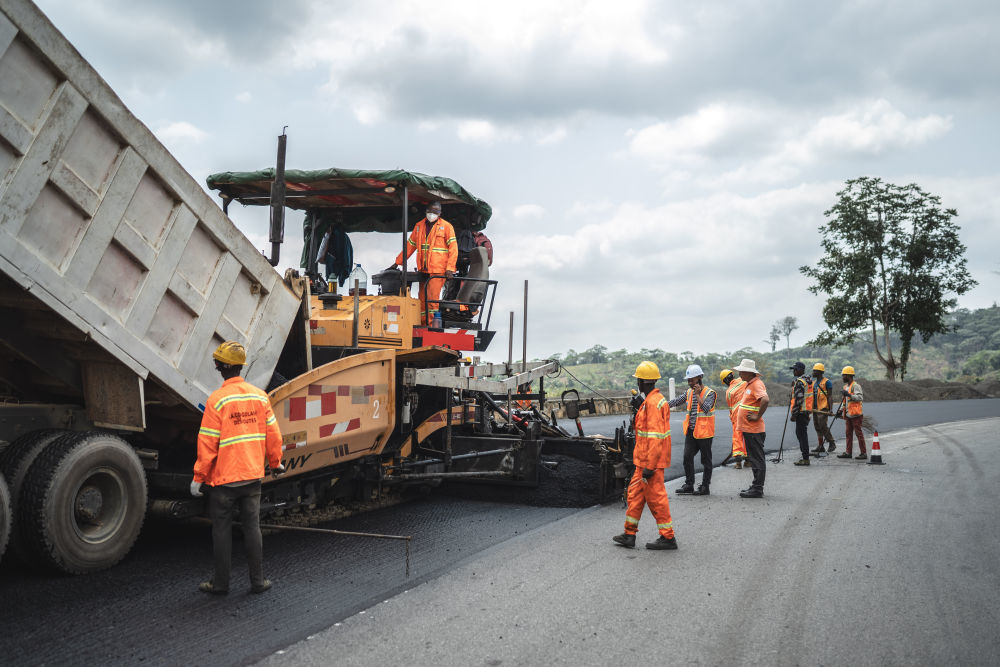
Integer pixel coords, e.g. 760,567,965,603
0,429,66,562
19,431,147,574
0,474,10,564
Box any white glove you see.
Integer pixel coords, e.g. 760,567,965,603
271,463,287,478
190,480,203,497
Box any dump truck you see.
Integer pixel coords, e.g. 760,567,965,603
0,0,629,575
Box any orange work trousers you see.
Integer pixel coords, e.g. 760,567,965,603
730,419,747,457
418,275,446,325
623,468,674,538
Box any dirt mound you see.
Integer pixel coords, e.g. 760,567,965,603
766,378,990,405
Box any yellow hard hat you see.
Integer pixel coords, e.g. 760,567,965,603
632,360,661,380
842,365,855,375
720,369,734,383
213,341,247,366
813,363,825,372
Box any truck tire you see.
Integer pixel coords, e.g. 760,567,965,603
0,474,10,564
19,431,147,574
0,429,66,562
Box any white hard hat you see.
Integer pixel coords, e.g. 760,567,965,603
684,364,704,379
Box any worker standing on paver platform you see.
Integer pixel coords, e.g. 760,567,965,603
810,363,837,454
790,362,812,466
671,364,717,496
733,358,769,498
836,366,867,460
191,342,284,595
613,361,678,551
721,369,748,468
386,201,457,325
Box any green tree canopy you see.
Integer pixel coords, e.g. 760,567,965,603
801,177,976,380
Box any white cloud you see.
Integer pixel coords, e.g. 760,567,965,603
154,121,208,143
798,98,952,156
456,120,520,145
235,91,252,103
513,204,546,219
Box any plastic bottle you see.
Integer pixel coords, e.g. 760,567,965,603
432,310,442,329
348,263,367,296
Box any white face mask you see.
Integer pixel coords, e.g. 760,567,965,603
426,212,440,222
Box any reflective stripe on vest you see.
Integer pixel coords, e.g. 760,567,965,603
805,381,814,411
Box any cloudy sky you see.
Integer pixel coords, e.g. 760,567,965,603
33,0,1000,362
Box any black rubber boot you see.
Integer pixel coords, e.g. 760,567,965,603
675,483,695,494
613,533,636,548
645,536,678,550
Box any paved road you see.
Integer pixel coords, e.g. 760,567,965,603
0,401,996,665
578,398,1000,484
267,417,1000,666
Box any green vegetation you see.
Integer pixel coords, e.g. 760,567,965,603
801,177,976,381
542,305,1000,395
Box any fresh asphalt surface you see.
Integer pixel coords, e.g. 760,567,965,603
0,399,996,665
270,417,1000,666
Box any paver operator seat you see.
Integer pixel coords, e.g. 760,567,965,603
439,246,489,327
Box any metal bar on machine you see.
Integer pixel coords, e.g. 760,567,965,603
522,280,528,373
404,361,558,392
390,447,517,469
390,471,512,480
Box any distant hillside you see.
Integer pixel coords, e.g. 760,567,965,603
539,305,1000,396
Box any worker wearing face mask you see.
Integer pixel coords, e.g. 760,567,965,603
386,201,457,325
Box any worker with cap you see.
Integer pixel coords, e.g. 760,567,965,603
836,366,867,460
669,364,717,495
191,341,284,595
733,358,769,498
720,368,748,468
386,201,457,325
789,362,811,466
810,363,836,454
613,361,677,550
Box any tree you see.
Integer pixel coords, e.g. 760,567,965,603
763,324,780,352
778,316,798,349
801,177,977,380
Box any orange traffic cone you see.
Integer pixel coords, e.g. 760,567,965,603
868,431,885,465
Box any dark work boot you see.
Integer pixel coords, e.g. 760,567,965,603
836,452,852,459
739,487,764,498
645,536,678,550
827,443,837,452
693,485,710,495
794,458,810,466
855,453,867,460
675,483,695,495
250,579,272,594
613,533,636,548
811,443,825,454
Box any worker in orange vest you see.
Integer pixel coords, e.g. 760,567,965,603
733,358,769,498
836,365,867,460
670,364,716,496
191,341,284,595
720,369,748,468
790,362,812,466
809,363,836,454
613,361,677,550
386,201,457,325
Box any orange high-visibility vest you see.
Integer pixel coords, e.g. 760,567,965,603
805,381,814,411
793,377,809,412
725,378,746,421
845,381,863,416
633,388,672,469
682,386,716,438
395,217,458,275
194,377,283,486
812,376,831,411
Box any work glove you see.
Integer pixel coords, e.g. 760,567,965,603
271,463,287,478
641,467,655,481
189,480,203,497
842,388,850,396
